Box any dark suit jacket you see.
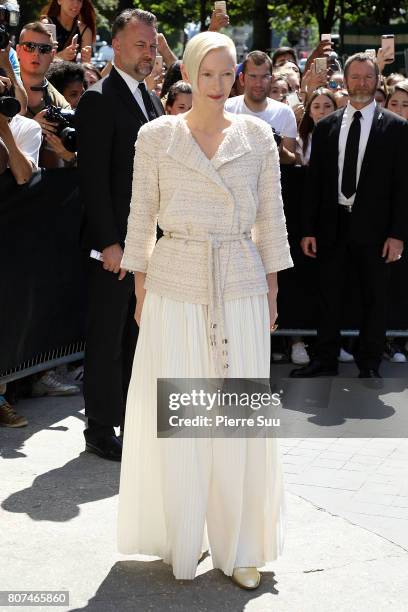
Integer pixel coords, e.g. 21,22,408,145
302,105,408,246
76,66,164,251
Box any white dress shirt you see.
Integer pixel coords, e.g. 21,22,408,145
9,114,42,169
113,64,149,121
338,100,376,207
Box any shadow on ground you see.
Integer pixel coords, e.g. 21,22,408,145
70,560,278,612
0,394,85,460
2,452,119,521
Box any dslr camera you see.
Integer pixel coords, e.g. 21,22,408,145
0,1,20,50
45,105,77,152
0,83,20,118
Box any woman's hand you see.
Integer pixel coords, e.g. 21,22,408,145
268,292,278,332
80,45,92,63
293,101,305,125
134,272,147,326
302,65,328,95
134,294,145,326
266,272,278,332
58,38,78,62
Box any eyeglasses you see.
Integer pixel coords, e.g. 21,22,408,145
20,42,53,55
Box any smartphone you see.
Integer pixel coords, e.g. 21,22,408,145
214,1,227,12
321,33,331,42
381,34,395,63
286,92,300,108
154,55,163,73
43,23,56,43
315,57,327,73
365,48,377,60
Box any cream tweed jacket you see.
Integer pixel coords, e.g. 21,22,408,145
122,113,293,305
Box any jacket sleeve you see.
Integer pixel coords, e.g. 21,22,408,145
76,90,119,250
252,132,293,274
301,122,324,238
389,120,408,242
121,127,159,272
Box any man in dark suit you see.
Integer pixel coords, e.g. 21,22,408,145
76,9,164,460
291,53,408,379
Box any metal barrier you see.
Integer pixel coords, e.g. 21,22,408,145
0,342,85,384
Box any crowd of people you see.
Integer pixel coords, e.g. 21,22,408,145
1,2,408,430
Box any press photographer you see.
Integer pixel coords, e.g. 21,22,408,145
0,75,41,183
0,1,28,111
16,21,75,166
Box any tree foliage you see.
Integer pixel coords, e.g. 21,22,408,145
18,0,408,49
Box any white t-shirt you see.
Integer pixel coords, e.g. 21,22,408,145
225,95,297,139
9,114,42,169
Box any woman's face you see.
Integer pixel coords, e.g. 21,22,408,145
84,68,99,87
387,90,408,120
63,80,85,108
269,78,289,102
58,0,83,20
195,47,236,106
309,94,335,123
167,92,192,115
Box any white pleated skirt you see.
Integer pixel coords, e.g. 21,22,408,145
117,291,285,579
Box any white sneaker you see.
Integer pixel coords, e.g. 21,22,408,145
391,352,407,363
32,371,80,397
338,348,354,362
291,342,310,365
384,341,407,363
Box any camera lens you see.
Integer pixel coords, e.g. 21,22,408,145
0,96,21,118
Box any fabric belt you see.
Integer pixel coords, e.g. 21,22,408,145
163,230,252,377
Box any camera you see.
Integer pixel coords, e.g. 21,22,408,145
272,127,282,147
0,2,20,50
45,105,77,152
0,80,20,118
0,93,20,117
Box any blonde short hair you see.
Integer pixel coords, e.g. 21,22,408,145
182,31,236,91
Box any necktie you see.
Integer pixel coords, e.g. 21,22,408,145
138,82,157,121
341,110,362,199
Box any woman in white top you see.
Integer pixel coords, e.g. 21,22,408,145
117,32,293,590
296,87,337,166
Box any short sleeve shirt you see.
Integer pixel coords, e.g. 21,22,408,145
225,95,297,139
9,114,42,169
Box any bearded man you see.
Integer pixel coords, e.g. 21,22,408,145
76,8,164,460
290,53,408,380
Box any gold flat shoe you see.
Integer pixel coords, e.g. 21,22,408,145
231,567,261,590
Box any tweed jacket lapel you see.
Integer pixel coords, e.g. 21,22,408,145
166,116,252,195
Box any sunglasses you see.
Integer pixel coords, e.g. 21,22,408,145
20,42,53,54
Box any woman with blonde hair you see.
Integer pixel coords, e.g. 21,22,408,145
117,31,292,589
41,0,96,63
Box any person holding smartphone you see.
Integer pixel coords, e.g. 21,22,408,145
40,0,96,63
296,87,337,166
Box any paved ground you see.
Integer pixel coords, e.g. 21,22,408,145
1,362,408,611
